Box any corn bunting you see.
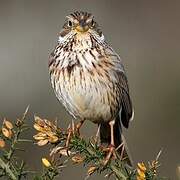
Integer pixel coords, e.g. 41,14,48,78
49,11,134,165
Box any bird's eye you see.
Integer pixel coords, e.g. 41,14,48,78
68,20,73,27
90,19,95,27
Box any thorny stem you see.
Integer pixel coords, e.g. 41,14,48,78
7,127,21,161
42,168,58,180
33,116,166,180
0,111,163,180
0,107,29,180
70,136,129,179
110,164,127,180
0,157,17,180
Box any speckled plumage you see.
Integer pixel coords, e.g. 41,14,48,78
49,11,133,159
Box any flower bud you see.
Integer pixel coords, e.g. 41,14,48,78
42,158,51,167
3,119,13,129
33,123,44,132
0,139,5,148
37,139,48,146
48,135,58,143
137,162,146,180
2,128,12,138
137,162,146,172
58,148,71,156
87,166,97,176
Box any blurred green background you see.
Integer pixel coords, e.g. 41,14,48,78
0,0,180,179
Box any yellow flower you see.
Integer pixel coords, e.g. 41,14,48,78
33,132,47,140
0,139,5,148
37,139,49,146
2,128,13,138
46,131,56,137
137,169,145,179
136,162,146,180
3,119,13,129
137,162,146,172
149,160,159,176
57,147,71,156
33,116,60,146
87,166,97,176
42,158,51,167
48,135,59,143
33,123,45,132
137,176,145,180
35,116,46,125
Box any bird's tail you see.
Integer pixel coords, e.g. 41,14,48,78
100,117,133,167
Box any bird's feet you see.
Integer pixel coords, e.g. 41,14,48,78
102,142,125,166
102,144,117,166
65,120,84,153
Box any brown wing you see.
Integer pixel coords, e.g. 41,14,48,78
105,47,133,128
118,72,133,128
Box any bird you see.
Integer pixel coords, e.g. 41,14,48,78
48,11,134,166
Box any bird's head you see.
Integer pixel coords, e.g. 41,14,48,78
58,11,105,45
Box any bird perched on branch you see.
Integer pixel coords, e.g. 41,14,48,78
49,11,134,166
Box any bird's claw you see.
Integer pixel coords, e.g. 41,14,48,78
102,144,117,166
65,120,84,152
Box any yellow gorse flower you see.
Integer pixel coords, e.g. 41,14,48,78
2,127,13,139
87,166,97,176
136,162,147,180
1,119,13,139
33,116,59,146
42,158,51,167
37,139,49,146
149,160,159,176
3,119,13,130
137,162,146,172
0,139,5,148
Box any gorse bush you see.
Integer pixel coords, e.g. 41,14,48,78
0,108,166,180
